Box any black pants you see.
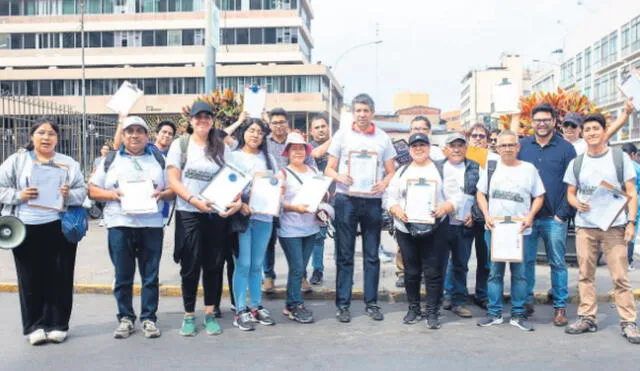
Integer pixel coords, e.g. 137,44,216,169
174,211,230,313
214,232,236,308
12,220,77,335
472,221,490,301
396,226,449,315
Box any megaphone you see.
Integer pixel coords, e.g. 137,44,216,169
0,215,26,250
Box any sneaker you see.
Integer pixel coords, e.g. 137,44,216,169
395,276,405,288
477,315,504,327
629,262,636,272
204,314,222,336
426,314,441,329
524,303,535,317
27,329,47,346
179,315,197,337
403,307,421,325
213,307,222,319
510,315,535,332
262,278,275,294
565,316,598,335
365,304,384,321
46,330,68,344
98,219,105,227
336,307,351,323
142,320,161,339
621,322,640,344
553,308,569,327
302,278,313,293
310,270,323,285
451,305,473,318
252,306,275,326
233,310,255,331
288,304,314,324
442,298,453,311
113,318,135,339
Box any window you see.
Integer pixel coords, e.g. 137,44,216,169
62,0,75,14
0,2,9,15
157,78,171,94
182,0,194,11
584,47,591,73
142,31,155,46
154,30,167,46
143,79,157,94
183,29,195,45
62,32,74,48
250,28,263,44
221,29,234,45
250,0,262,9
87,0,102,14
39,80,52,96
184,78,198,94
576,53,582,75
26,81,38,96
0,34,9,49
593,44,600,69
236,28,249,44
609,32,617,62
89,32,101,47
168,30,182,46
102,32,114,47
52,80,64,96
23,34,36,49
600,37,608,66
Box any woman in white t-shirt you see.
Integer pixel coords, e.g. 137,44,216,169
383,133,454,330
229,118,280,331
167,102,242,337
278,132,323,324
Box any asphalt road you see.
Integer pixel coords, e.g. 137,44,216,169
1,294,639,371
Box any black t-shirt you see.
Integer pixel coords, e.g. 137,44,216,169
310,140,328,172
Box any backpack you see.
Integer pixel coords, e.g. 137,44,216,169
572,147,625,190
486,159,498,195
103,145,166,172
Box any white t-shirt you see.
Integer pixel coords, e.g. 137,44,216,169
571,138,587,156
166,137,231,213
228,150,279,223
563,149,636,228
327,126,397,199
278,166,321,238
383,162,446,234
443,161,465,225
90,150,166,228
477,161,545,235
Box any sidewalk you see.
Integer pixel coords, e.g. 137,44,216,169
1,220,639,303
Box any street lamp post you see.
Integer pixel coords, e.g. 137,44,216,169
80,0,87,173
328,40,383,134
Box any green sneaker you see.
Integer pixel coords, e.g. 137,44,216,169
180,315,197,337
204,314,222,336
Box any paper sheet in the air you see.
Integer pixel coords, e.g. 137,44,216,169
107,81,143,115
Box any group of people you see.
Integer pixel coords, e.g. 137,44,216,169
1,92,639,346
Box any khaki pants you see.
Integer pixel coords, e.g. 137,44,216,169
576,227,637,323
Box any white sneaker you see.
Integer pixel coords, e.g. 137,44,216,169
46,330,68,344
98,219,105,227
27,329,47,346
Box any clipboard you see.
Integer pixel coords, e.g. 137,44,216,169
249,172,282,216
347,150,378,195
404,177,438,224
243,85,266,118
290,174,333,212
200,163,251,213
618,68,640,109
119,178,158,215
583,180,630,231
107,81,143,115
490,216,524,263
27,162,68,211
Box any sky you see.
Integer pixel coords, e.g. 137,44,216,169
310,0,614,113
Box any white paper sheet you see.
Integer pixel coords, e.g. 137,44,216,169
348,152,378,194
619,69,640,109
455,194,475,222
582,183,628,231
243,85,266,118
493,81,519,114
405,178,436,224
491,220,523,262
107,81,143,115
249,174,282,216
119,178,158,215
291,175,333,212
27,163,67,211
200,163,251,213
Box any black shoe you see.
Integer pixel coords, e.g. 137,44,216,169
403,307,420,325
395,276,405,288
309,270,323,285
426,314,441,329
288,304,314,324
442,299,453,311
213,307,222,319
336,307,351,323
365,304,384,321
524,303,535,317
473,296,488,310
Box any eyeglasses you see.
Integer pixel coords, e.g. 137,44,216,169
34,131,57,137
532,118,554,125
562,122,578,129
247,129,265,137
497,143,518,149
470,133,486,139
489,138,498,143
270,120,288,126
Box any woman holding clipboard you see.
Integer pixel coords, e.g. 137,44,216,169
383,133,454,329
0,117,86,345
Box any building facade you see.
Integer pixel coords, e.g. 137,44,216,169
441,109,460,132
0,0,343,133
393,91,429,112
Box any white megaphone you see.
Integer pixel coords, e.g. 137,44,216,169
0,215,26,250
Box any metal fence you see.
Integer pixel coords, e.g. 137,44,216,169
0,90,116,175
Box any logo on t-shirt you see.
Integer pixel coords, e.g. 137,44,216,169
491,189,524,203
184,169,214,182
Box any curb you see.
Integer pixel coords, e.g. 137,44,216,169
1,282,639,303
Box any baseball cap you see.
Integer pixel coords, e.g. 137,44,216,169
562,112,584,127
408,133,430,146
281,132,312,157
446,132,467,145
189,101,214,117
121,116,149,133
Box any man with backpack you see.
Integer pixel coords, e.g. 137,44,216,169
563,113,640,344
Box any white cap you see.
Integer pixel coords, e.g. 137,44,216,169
121,116,149,133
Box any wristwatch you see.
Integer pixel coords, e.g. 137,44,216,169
628,220,636,227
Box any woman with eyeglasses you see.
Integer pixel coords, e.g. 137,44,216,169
0,117,87,345
229,118,280,331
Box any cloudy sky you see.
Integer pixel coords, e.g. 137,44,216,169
311,0,614,113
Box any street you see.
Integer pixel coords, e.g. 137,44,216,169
0,293,638,371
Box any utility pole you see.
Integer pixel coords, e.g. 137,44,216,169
80,0,87,172
204,0,220,93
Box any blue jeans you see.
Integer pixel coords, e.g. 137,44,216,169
524,218,569,308
334,194,382,308
262,227,277,280
108,227,163,322
485,231,527,317
234,219,273,313
305,227,327,277
443,225,475,306
279,233,317,308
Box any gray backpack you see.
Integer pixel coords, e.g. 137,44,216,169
572,147,625,190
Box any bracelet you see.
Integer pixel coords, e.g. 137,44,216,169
187,195,195,204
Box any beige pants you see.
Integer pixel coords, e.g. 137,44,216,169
576,227,637,323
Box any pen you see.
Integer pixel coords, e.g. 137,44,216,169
25,177,29,187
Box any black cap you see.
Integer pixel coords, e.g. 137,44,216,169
189,101,214,117
408,133,430,146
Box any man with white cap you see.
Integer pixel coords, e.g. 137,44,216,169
89,116,174,340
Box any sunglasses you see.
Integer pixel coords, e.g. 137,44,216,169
489,138,498,143
470,133,486,139
562,122,578,129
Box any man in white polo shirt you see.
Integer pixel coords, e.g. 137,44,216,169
325,93,397,323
